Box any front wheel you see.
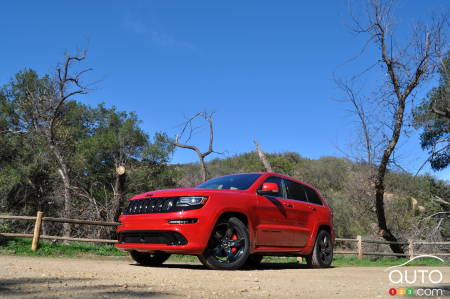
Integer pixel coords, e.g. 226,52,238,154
306,230,333,268
198,217,250,270
129,251,170,266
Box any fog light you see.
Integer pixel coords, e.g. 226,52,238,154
168,218,198,224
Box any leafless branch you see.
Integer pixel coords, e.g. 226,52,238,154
336,79,374,165
173,112,218,181
431,196,450,207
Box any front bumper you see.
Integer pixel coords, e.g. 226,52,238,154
115,209,214,255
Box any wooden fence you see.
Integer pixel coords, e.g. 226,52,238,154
1,211,449,259
0,212,119,250
334,236,450,259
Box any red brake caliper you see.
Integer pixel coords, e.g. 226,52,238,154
231,234,238,253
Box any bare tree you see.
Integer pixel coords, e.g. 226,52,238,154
340,0,448,253
174,112,218,182
336,80,375,166
254,140,273,172
23,52,91,237
431,55,450,119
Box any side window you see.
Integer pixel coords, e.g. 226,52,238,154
261,176,284,197
304,186,323,205
284,179,308,202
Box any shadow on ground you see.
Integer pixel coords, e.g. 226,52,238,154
0,277,172,298
132,261,333,271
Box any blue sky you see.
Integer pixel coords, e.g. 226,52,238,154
1,1,449,180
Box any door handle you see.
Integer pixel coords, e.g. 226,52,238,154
311,207,317,212
283,203,293,208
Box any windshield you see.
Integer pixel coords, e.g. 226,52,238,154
195,174,262,190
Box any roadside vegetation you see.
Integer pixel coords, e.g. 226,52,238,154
0,237,447,267
178,153,450,245
0,237,125,257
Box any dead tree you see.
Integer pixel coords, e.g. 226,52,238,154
431,55,450,119
341,0,447,253
24,52,91,237
174,112,218,182
336,80,375,166
254,140,273,172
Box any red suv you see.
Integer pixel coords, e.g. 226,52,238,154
116,173,334,270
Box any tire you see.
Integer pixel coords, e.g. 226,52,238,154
306,230,333,268
198,217,250,270
129,250,171,266
244,254,263,268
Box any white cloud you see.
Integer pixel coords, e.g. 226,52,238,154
122,10,196,51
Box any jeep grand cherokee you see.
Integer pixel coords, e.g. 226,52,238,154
116,172,334,270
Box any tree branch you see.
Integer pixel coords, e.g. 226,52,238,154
173,112,218,181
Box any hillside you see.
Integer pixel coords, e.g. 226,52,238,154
175,152,450,241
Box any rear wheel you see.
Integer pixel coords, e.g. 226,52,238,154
198,217,250,270
129,251,171,266
306,230,333,268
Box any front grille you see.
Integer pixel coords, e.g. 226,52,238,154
123,197,201,215
117,230,188,245
124,197,179,214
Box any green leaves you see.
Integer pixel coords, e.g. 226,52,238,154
0,69,178,222
414,52,450,171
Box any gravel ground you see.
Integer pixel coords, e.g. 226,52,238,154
0,255,449,298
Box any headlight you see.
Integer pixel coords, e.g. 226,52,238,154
176,196,208,207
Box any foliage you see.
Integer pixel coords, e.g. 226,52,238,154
177,153,450,241
0,68,179,235
0,63,448,245
414,52,450,171
0,237,126,257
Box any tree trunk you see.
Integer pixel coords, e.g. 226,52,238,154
198,155,207,182
374,177,404,253
109,172,125,223
50,142,72,238
254,140,273,172
374,97,407,254
57,168,72,238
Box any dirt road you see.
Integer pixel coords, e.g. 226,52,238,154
0,256,449,298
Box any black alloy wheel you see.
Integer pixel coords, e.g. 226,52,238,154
198,217,250,270
306,230,333,268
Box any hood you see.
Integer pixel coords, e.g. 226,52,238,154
130,187,245,200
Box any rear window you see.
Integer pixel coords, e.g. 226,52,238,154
304,186,323,205
284,179,308,202
195,174,262,190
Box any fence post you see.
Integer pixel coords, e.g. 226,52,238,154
408,239,414,260
357,235,363,259
31,211,44,251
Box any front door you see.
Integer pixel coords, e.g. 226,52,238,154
255,176,296,247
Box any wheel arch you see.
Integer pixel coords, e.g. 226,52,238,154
216,211,249,226
316,224,334,245
317,224,331,235
211,210,255,250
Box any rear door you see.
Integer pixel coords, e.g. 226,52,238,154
283,179,316,247
303,184,327,229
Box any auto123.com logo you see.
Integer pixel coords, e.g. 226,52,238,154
385,255,446,297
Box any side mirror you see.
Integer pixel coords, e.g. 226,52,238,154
257,182,279,196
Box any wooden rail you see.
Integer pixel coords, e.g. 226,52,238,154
42,217,119,226
1,212,449,258
335,237,450,259
0,212,119,249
